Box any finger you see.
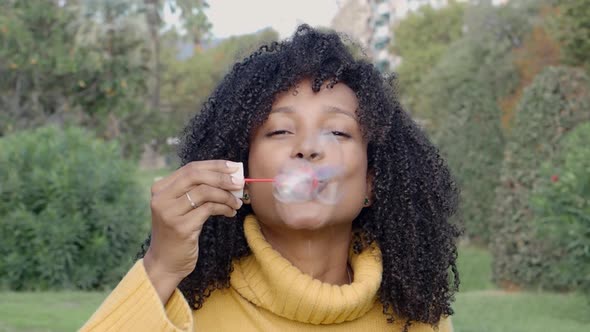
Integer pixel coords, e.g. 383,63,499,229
180,202,237,232
152,160,241,196
166,184,243,217
165,169,244,199
151,160,242,197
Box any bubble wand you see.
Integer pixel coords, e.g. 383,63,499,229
245,164,322,187
245,176,320,190
244,178,275,183
230,133,343,203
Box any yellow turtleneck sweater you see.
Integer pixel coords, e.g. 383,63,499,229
80,215,453,331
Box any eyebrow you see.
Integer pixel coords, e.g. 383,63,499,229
271,106,357,120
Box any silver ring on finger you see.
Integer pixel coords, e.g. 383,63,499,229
186,192,198,209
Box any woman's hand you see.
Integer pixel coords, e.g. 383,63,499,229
143,160,244,304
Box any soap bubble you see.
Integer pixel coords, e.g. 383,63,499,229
272,131,343,205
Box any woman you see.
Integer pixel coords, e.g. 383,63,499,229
81,25,461,332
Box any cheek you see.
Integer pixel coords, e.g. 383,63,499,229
247,142,286,206
247,142,286,178
343,144,368,173
341,147,369,190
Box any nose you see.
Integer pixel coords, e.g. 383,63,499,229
292,134,324,161
295,151,320,160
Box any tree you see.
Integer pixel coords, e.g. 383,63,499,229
0,0,82,133
408,1,541,243
0,0,168,158
391,0,465,114
160,28,279,129
143,0,211,112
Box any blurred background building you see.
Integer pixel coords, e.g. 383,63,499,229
332,0,510,72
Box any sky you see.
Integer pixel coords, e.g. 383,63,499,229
164,0,341,39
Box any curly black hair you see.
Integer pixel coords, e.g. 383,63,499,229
138,24,461,329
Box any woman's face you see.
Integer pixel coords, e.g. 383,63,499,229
248,79,370,230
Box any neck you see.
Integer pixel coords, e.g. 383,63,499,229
258,222,353,285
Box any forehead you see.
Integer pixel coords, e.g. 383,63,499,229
272,79,359,111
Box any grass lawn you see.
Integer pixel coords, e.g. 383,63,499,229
453,291,589,332
0,291,105,332
456,245,495,292
1,289,587,332
1,200,588,332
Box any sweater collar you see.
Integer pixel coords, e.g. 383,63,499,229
230,214,383,325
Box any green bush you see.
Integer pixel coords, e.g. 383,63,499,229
554,0,590,72
434,82,505,244
530,122,590,296
413,1,538,243
0,126,148,290
491,66,590,290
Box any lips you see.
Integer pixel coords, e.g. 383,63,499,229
315,180,329,194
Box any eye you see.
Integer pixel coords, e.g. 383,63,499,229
330,131,352,138
266,130,292,137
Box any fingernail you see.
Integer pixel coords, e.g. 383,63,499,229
231,175,244,185
226,161,241,169
231,210,238,217
236,198,243,208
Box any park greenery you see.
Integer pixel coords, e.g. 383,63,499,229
0,0,589,323
0,0,278,290
1,245,589,331
0,0,277,158
0,126,148,290
392,0,590,297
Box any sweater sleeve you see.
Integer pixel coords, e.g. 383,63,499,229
79,259,194,332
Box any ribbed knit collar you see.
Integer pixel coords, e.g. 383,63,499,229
230,214,383,325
